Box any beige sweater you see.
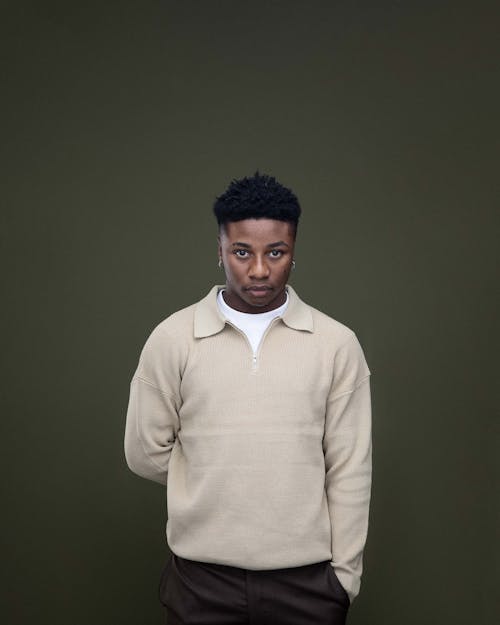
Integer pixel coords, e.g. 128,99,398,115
124,285,372,602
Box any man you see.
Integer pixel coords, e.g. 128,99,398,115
124,172,372,625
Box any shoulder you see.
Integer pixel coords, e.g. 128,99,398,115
146,301,195,341
302,302,370,375
154,302,197,334
140,285,222,353
309,304,356,344
139,302,197,360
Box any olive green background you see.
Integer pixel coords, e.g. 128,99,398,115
2,1,498,624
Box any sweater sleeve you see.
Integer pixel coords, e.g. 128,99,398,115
124,325,183,485
322,332,372,604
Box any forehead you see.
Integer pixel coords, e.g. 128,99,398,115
220,219,295,243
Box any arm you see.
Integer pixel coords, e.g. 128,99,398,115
124,325,183,485
323,333,372,603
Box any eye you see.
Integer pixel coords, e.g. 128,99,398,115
234,249,249,258
269,249,284,258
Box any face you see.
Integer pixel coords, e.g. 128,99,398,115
218,218,296,314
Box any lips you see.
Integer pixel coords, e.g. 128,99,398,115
245,286,273,296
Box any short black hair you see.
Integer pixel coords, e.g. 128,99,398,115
213,172,301,235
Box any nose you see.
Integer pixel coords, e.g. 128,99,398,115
249,255,270,279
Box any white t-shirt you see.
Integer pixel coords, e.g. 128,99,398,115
217,289,289,355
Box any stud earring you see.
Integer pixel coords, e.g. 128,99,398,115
218,258,223,268
291,260,296,270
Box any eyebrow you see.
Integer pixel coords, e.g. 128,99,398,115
231,241,290,249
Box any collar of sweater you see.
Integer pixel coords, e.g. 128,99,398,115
194,284,314,339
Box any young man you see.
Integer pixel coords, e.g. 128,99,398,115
124,172,372,625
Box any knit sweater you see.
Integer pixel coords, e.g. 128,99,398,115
124,285,372,603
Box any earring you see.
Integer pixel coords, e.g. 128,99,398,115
218,258,223,268
291,260,296,270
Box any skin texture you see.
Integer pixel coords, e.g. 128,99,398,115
217,218,296,314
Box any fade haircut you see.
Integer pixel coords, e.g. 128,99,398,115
213,172,301,237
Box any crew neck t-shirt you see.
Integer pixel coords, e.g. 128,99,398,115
217,289,289,355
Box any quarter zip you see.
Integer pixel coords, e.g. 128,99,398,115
250,317,281,372
224,317,281,372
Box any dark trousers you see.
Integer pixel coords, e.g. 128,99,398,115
159,553,350,625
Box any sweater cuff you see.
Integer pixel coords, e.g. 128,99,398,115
333,565,360,605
